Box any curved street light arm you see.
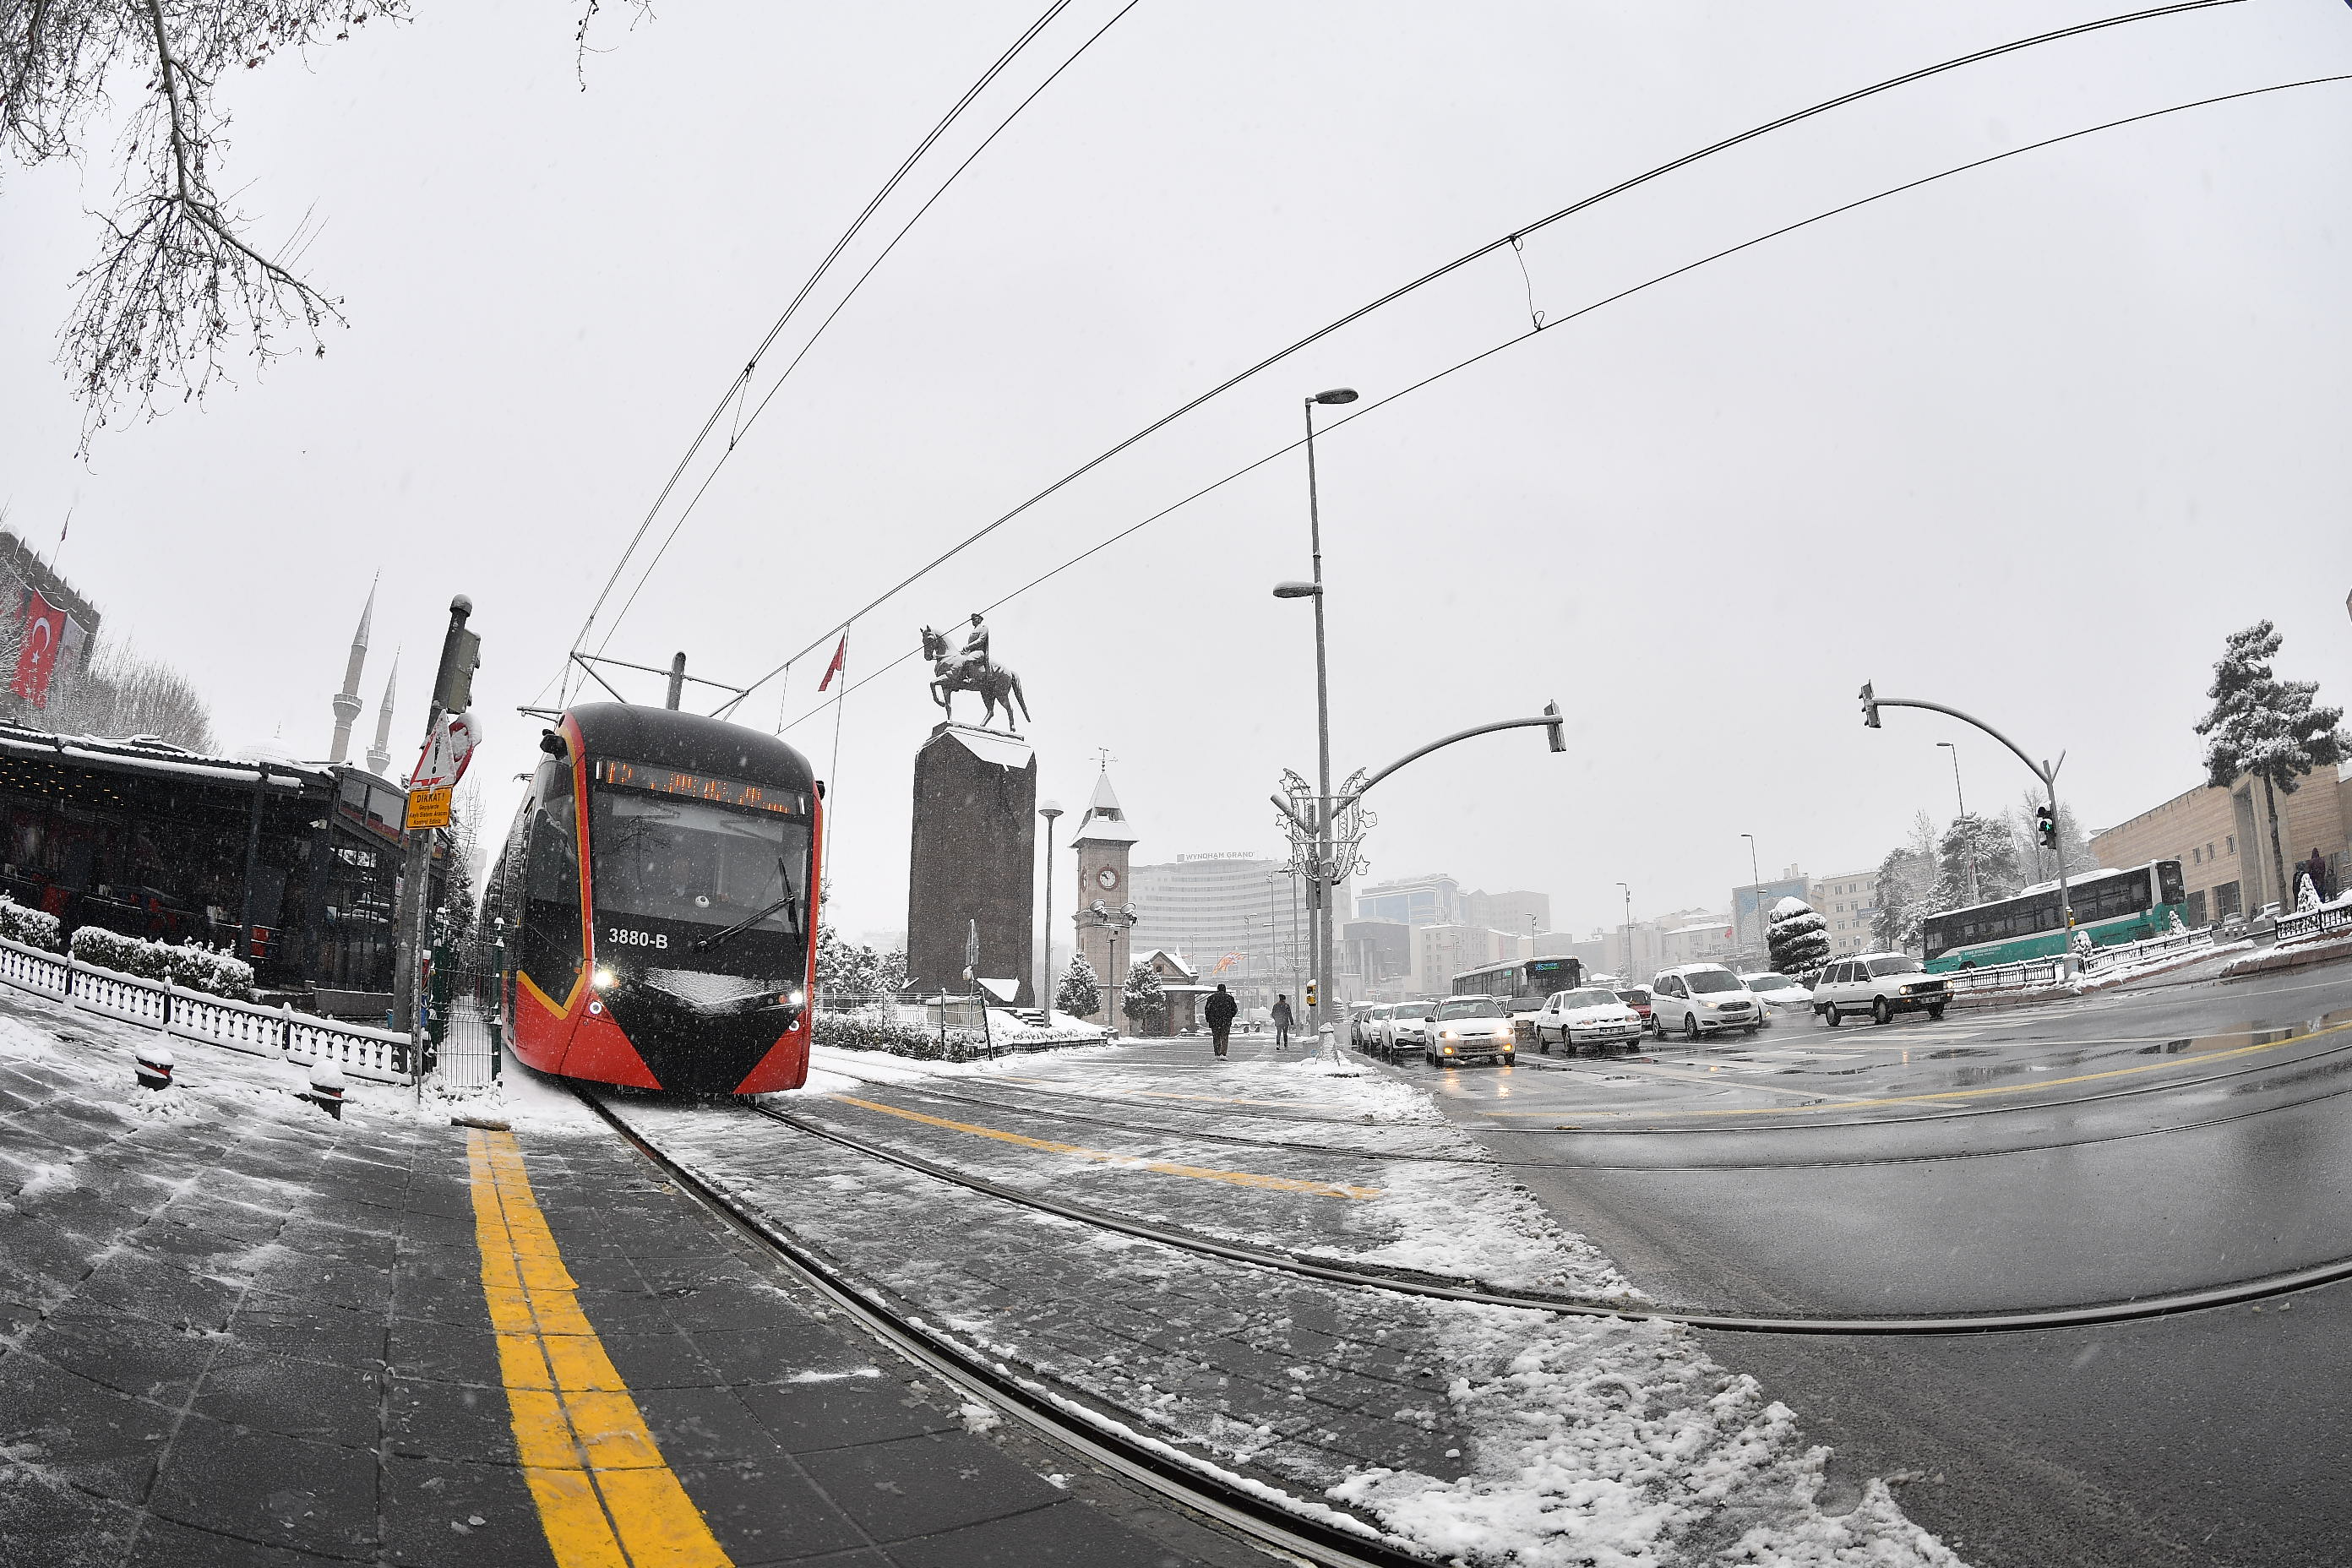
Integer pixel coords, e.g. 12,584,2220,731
1337,705,1565,818
1866,689,2077,965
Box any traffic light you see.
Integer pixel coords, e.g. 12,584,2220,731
2035,802,2057,847
1305,983,1318,1010
1544,700,1565,753
1859,681,1880,729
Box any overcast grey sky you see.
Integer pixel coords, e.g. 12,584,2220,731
4,1,2349,942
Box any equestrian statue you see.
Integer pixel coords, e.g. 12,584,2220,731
920,613,1031,732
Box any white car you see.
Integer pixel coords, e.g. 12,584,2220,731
1532,987,1647,1052
1381,1002,1434,1057
1738,972,1815,1027
1647,964,1764,1040
1812,953,1949,1026
1422,995,1516,1067
1353,1004,1390,1052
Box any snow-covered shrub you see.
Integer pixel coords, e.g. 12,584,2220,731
70,925,170,982
68,927,255,999
0,896,63,952
1766,896,1829,978
1055,953,1101,1017
811,1010,985,1060
168,943,257,1000
2297,874,2322,914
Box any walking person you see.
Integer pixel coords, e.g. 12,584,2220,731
2304,847,2331,906
1271,994,1294,1051
1204,983,1238,1059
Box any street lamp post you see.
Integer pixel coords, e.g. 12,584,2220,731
1617,882,1633,979
1037,799,1064,1012
1936,740,1981,904
1740,833,1761,950
1296,387,1356,1036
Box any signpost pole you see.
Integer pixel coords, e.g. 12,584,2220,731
393,597,481,1079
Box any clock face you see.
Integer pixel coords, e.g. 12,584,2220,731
1095,866,1119,891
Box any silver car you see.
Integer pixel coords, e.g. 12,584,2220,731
1738,972,1815,1027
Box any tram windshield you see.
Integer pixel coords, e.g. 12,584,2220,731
589,786,811,940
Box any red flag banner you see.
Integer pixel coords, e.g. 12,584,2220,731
11,591,68,707
817,633,848,692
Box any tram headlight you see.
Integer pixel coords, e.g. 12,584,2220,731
784,988,806,1008
592,966,616,991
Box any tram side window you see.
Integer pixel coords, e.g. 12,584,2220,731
519,761,585,1004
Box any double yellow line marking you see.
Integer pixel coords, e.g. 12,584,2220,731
466,1128,732,1567
833,1095,1383,1200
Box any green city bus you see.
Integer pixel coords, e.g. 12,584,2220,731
1921,859,2186,972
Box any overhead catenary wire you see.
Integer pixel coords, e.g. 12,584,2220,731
604,2,1150,670
719,0,2246,717
760,68,2352,738
550,0,1088,706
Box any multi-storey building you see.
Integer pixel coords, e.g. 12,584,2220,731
1129,852,1288,1012
1356,874,1460,929
1460,888,1549,937
1408,923,1527,996
2090,765,2352,924
1807,868,1879,958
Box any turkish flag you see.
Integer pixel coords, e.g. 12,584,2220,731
11,591,68,707
817,633,848,693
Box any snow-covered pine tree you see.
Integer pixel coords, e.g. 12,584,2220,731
1871,846,1935,952
1767,896,1830,978
2196,620,2347,913
1056,953,1101,1017
1936,814,2022,907
1122,960,1166,1032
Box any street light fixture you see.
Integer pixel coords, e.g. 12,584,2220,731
1739,833,1761,951
1282,386,1356,1037
1617,882,1633,978
1037,799,1064,1011
1861,682,2072,970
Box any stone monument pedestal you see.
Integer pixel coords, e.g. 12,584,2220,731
906,724,1037,1005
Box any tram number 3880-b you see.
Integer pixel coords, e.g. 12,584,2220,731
487,701,823,1096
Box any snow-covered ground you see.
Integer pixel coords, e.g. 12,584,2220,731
727,1042,1971,1567
2,998,1971,1567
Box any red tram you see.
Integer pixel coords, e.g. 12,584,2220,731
489,703,820,1095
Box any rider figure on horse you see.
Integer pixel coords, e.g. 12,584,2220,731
953,613,990,681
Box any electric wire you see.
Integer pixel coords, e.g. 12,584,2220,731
765,66,2352,738
551,0,1085,706
606,1,1151,676
726,0,2246,717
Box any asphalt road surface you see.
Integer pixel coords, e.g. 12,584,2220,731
1406,956,2352,1568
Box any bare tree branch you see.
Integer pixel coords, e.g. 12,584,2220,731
2,2,409,451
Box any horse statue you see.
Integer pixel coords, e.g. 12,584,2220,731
920,623,1031,732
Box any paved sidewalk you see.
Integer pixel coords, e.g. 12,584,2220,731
0,993,1253,1566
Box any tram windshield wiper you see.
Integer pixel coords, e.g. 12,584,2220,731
689,861,801,953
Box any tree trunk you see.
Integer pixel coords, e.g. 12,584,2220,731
2262,773,2289,915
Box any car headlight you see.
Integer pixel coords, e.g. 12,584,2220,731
1440,1029,1456,1038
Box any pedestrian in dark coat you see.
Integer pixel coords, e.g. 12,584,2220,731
1271,994,1294,1050
2305,848,2330,905
1203,983,1238,1059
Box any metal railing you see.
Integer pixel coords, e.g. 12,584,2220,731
0,935,415,1083
1939,925,2217,995
2275,900,2352,947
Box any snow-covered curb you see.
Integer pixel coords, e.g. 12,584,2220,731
2220,930,2352,980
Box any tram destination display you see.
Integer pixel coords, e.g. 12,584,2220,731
593,758,808,816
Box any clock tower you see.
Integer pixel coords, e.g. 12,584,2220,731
1068,767,1140,1021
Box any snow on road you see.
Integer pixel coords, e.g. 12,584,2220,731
769,1041,1969,1567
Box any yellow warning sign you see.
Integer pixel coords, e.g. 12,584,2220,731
405,785,453,830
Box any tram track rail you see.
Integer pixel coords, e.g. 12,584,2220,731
806,1031,2352,1173
738,1098,2352,1337
574,1085,1437,1568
